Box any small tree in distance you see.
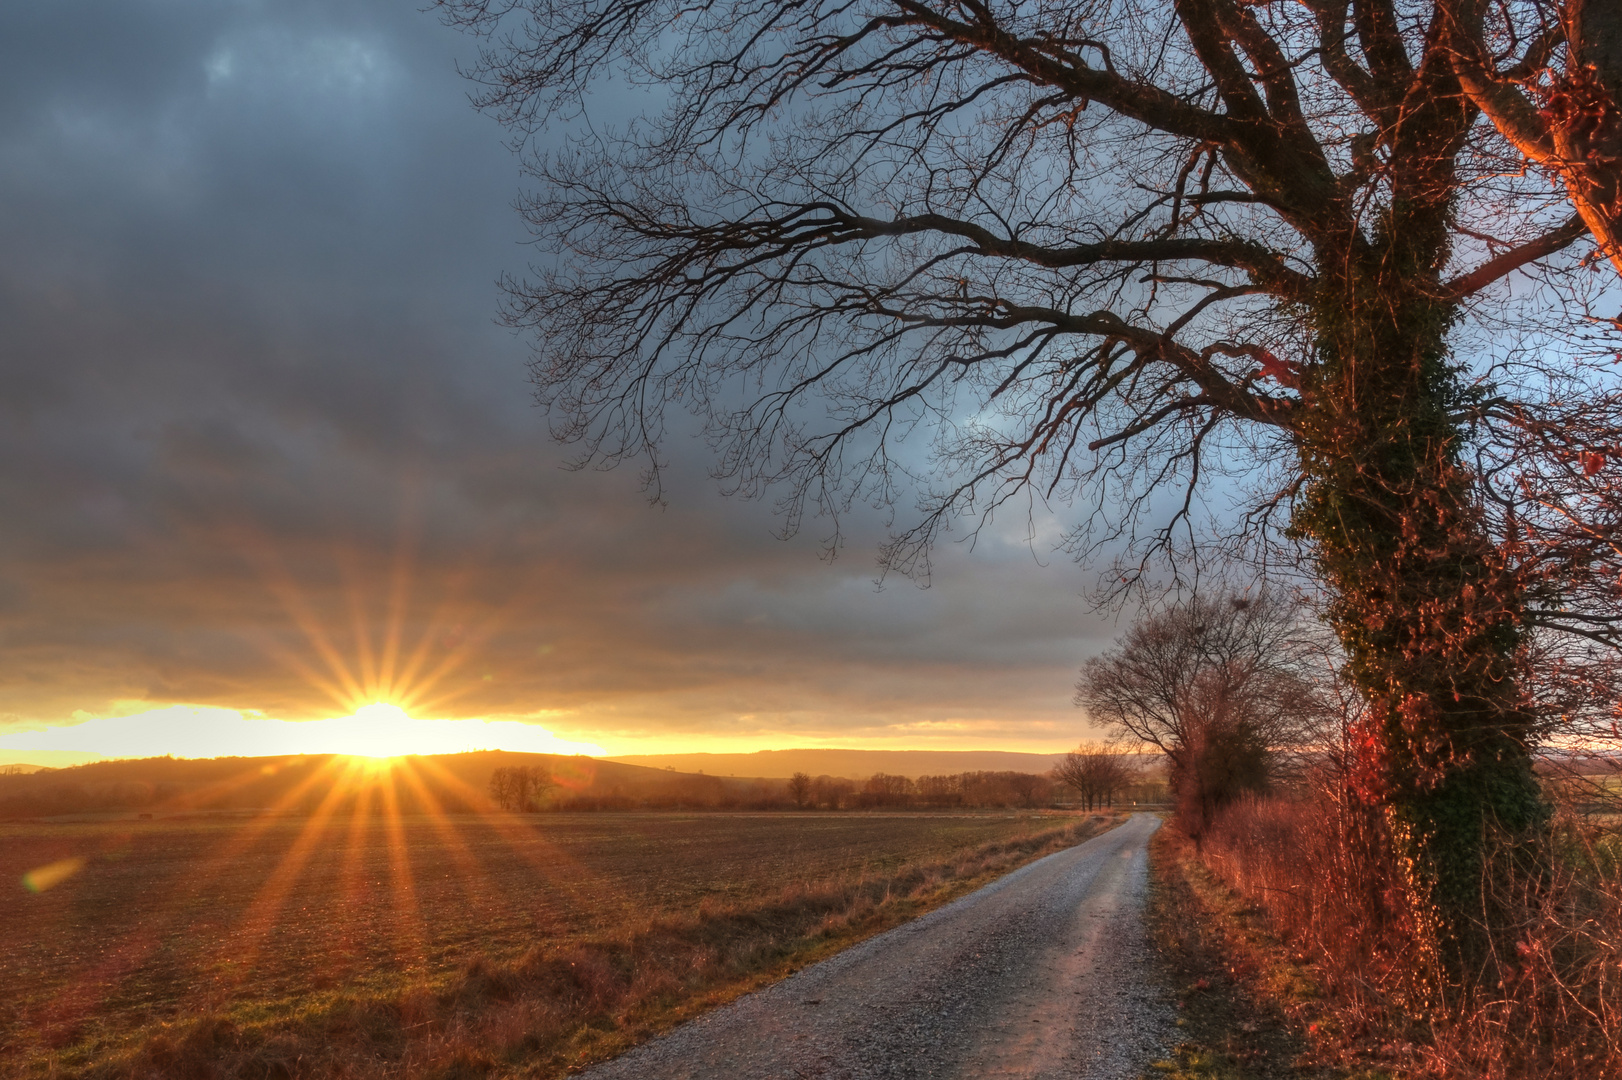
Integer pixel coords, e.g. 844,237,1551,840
1077,588,1326,844
787,771,813,809
489,765,556,812
1053,746,1138,811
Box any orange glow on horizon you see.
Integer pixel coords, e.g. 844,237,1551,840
0,700,1081,765
0,701,606,762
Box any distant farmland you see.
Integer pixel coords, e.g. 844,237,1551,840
2,788,1116,1079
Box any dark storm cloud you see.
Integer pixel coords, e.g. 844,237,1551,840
0,0,1120,751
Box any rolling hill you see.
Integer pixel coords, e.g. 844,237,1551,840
0,751,777,819
604,748,1077,779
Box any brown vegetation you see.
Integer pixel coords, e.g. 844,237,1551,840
2,807,1115,1078
1190,790,1622,1078
1145,826,1344,1080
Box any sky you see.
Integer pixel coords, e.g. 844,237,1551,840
0,0,1129,765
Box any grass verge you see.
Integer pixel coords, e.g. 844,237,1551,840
1144,825,1403,1080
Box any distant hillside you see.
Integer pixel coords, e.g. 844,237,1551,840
604,748,1081,779
0,751,783,819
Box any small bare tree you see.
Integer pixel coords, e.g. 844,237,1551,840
489,765,556,812
1054,746,1139,811
1077,588,1327,841
787,771,813,809
488,766,515,811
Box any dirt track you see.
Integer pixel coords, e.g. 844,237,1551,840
582,812,1172,1080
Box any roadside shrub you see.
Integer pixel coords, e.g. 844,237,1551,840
1201,792,1424,1023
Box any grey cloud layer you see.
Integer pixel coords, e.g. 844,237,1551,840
0,0,1116,747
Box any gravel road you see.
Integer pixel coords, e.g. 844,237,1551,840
582,812,1173,1080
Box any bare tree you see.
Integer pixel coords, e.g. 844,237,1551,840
811,775,854,809
1077,588,1327,838
787,771,814,808
489,765,556,812
1444,0,1622,280
1004,771,1047,808
860,773,916,807
1052,752,1095,808
488,766,515,811
442,0,1622,953
1053,746,1139,810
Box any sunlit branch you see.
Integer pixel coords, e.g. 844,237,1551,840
1444,215,1589,298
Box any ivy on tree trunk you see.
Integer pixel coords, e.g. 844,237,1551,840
1294,211,1545,949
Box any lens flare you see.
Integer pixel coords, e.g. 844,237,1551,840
23,857,85,893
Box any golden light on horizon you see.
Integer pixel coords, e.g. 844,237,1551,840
317,702,424,758
0,702,605,762
346,751,405,770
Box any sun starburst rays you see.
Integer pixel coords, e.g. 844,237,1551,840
24,525,608,1034
233,515,504,733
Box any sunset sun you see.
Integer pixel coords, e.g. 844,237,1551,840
326,702,418,758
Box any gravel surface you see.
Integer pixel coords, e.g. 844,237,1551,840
582,813,1173,1080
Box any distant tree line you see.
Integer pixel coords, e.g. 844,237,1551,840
564,769,1112,811
0,755,1170,819
0,756,491,820
778,768,1165,811
781,771,1055,809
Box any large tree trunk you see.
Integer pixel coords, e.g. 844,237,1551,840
1291,208,1546,969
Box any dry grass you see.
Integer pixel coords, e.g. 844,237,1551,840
2,810,1117,1078
1145,825,1388,1080
1197,794,1622,1079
